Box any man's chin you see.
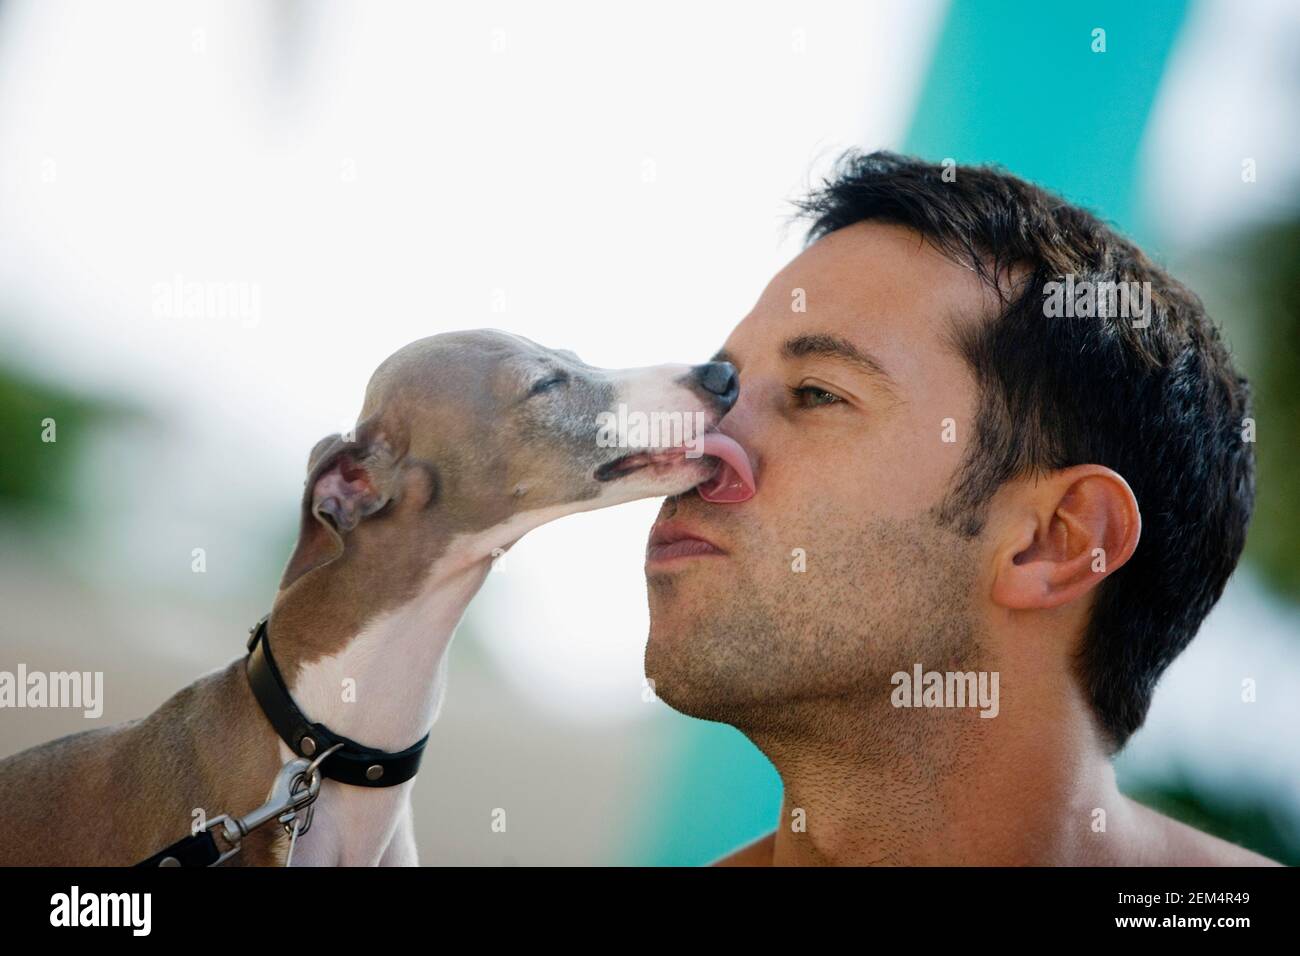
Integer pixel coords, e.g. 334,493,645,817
645,616,734,719
644,554,724,599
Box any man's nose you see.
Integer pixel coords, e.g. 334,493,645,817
689,361,739,413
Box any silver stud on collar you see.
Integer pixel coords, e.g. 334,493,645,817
300,736,317,757
365,764,384,781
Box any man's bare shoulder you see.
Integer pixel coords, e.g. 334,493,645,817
705,807,1284,866
711,830,776,866
1127,799,1283,866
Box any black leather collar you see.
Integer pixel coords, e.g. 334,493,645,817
244,616,428,788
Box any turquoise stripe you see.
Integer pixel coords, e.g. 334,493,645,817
905,0,1191,243
632,717,782,866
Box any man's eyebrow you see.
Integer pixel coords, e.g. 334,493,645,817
780,333,897,388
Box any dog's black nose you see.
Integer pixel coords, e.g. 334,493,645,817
691,361,739,412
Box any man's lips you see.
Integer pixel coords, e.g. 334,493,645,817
646,519,725,564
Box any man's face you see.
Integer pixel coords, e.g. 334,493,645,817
645,221,998,731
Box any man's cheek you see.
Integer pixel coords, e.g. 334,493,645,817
768,449,889,523
882,416,970,511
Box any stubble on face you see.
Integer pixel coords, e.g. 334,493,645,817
645,492,985,751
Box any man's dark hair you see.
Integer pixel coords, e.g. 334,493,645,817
796,150,1255,751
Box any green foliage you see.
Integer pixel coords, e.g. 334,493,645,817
1240,219,1300,600
0,359,133,516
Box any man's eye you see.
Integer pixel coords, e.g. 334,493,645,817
529,374,569,396
790,385,843,408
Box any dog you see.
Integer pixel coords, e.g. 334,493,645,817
0,329,754,865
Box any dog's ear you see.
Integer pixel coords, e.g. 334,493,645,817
280,424,405,590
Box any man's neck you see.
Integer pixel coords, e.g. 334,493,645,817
750,675,1131,866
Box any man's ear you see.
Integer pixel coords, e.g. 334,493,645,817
990,465,1142,611
280,424,406,590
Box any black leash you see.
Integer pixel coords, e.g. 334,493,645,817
136,615,429,866
137,830,223,868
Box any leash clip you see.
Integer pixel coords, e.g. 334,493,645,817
204,749,334,863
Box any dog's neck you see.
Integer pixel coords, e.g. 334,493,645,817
257,508,565,865
266,508,565,749
281,554,491,750
261,543,491,865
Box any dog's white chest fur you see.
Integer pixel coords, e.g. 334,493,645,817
269,512,583,866
277,746,418,866
275,552,484,866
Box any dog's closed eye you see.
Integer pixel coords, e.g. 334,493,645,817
529,373,569,396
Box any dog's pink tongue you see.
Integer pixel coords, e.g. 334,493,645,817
696,432,756,503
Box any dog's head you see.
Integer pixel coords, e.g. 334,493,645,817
281,329,752,590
